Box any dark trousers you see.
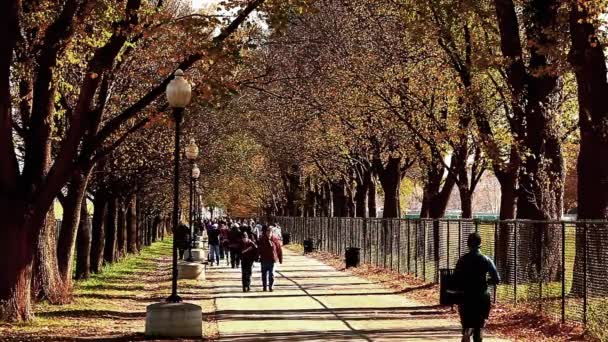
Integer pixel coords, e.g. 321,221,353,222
178,248,185,260
459,293,490,342
261,261,275,289
230,248,241,268
241,260,254,289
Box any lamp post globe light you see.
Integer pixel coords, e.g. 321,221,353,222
166,69,191,304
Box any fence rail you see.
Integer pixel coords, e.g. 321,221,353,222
274,216,608,333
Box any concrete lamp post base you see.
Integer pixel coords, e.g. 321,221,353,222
178,261,206,280
145,302,202,338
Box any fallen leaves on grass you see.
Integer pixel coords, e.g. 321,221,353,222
0,239,213,342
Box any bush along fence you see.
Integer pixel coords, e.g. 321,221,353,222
274,216,608,334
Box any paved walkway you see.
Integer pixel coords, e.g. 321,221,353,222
206,249,510,342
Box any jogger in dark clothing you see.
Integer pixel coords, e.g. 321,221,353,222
240,232,258,292
455,233,500,342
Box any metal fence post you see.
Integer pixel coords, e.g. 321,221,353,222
407,219,411,273
561,221,566,324
397,220,401,273
514,221,518,304
390,220,394,270
583,222,588,326
363,218,367,263
415,220,419,278
423,220,427,282
458,220,462,257
493,221,498,303
447,220,451,270
539,224,544,313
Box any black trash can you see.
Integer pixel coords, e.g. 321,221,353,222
303,239,314,254
345,247,361,268
282,232,291,245
439,268,462,306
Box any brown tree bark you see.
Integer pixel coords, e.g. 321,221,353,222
354,165,372,218
374,157,403,218
568,2,608,295
75,201,91,280
103,197,118,264
31,209,70,305
331,180,348,217
0,210,35,321
127,194,138,254
493,0,564,282
116,199,127,259
367,172,377,218
90,190,107,273
57,170,91,285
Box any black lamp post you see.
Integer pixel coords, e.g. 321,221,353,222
186,162,200,261
165,69,192,303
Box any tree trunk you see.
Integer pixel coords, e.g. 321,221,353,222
376,158,402,218
75,201,91,280
103,197,118,264
569,3,608,295
0,210,34,321
31,208,70,305
127,194,138,254
459,187,473,219
90,191,107,273
319,183,331,217
331,181,348,217
116,199,127,259
152,216,160,243
354,169,370,218
495,171,518,283
493,0,563,283
368,173,377,218
57,170,90,285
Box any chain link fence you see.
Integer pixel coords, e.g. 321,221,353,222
273,216,608,335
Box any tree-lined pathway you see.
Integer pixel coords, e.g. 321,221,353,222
207,249,511,342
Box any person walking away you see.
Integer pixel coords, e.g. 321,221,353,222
454,232,500,342
207,223,221,266
240,232,258,292
228,224,242,268
219,222,230,264
258,225,283,292
175,224,190,260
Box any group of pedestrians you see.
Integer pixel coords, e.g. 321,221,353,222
203,218,283,292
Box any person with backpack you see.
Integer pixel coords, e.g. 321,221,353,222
258,225,283,292
240,231,258,292
454,232,500,342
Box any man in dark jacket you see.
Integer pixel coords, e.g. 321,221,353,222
207,223,220,266
240,232,258,292
175,224,191,260
228,224,242,268
455,232,500,342
258,225,283,292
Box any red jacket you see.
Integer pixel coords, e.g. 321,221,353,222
258,233,283,263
